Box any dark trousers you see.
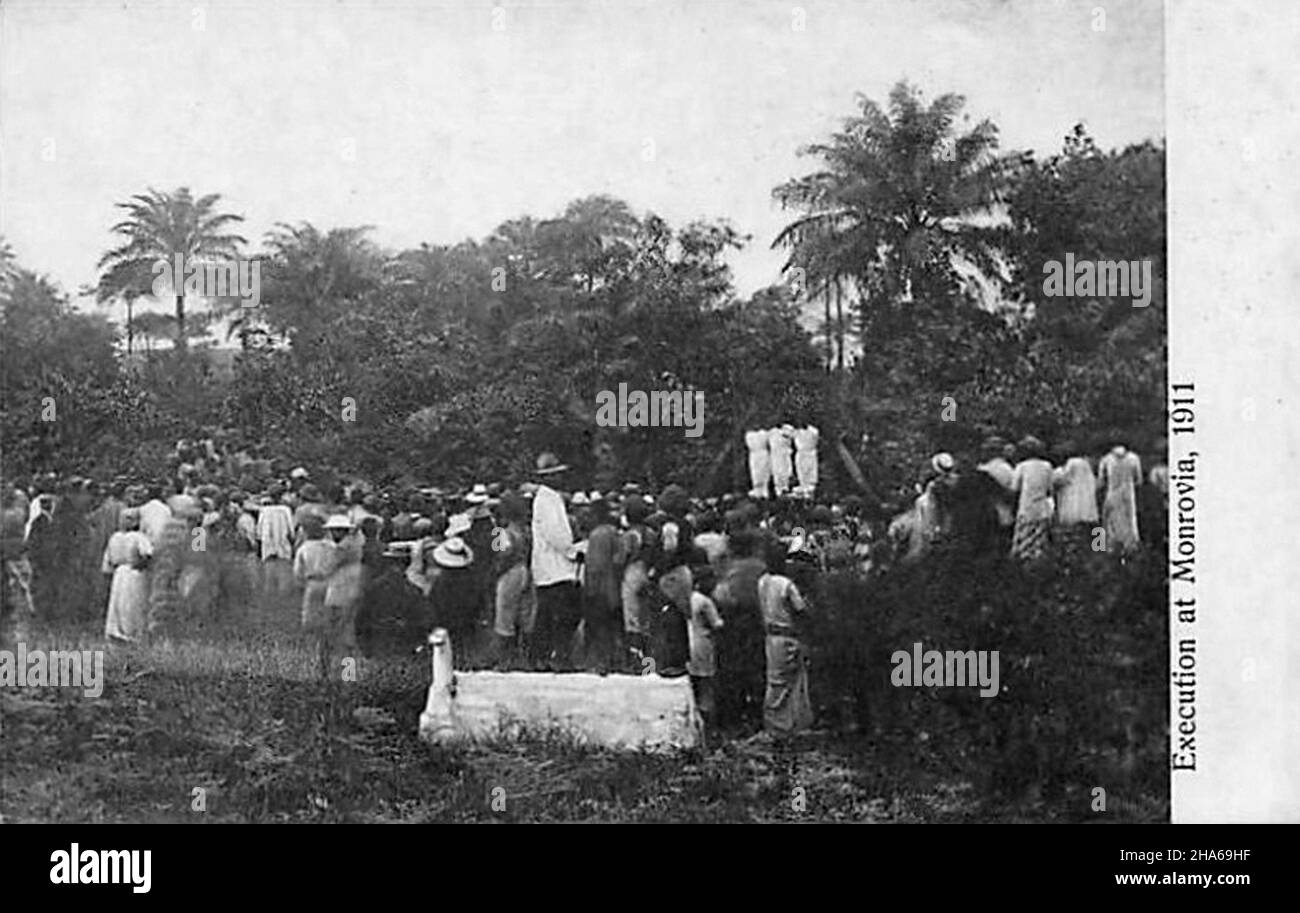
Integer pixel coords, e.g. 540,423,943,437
651,602,690,676
581,590,620,672
534,581,581,670
718,613,765,726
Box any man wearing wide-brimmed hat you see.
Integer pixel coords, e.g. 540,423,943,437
462,497,496,627
530,452,581,670
429,536,480,661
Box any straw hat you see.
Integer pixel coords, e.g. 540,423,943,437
324,514,355,531
433,536,474,568
465,483,490,504
445,512,472,537
534,452,570,476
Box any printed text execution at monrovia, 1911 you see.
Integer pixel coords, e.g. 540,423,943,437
1169,381,1197,773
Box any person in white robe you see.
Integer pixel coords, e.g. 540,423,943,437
1098,442,1142,554
102,508,153,642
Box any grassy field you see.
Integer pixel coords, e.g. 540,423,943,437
0,561,1167,823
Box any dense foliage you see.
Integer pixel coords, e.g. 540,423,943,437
2,84,1164,495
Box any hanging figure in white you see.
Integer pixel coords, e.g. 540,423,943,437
745,428,772,499
793,425,819,498
769,424,796,496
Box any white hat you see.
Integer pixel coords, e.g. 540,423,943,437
931,452,955,474
433,536,474,569
324,514,354,530
445,512,472,537
465,483,490,504
588,490,603,502
290,467,309,479
534,452,570,476
572,492,590,506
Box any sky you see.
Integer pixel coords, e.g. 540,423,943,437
1,0,1164,324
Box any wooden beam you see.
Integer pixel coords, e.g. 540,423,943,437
834,434,877,502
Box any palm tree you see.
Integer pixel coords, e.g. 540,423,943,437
88,260,152,356
774,81,1023,349
257,223,383,355
537,195,639,295
96,187,246,352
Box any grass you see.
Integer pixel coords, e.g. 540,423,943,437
0,558,1167,823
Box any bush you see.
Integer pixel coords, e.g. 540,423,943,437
808,535,1166,802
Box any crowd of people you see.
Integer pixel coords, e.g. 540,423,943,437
888,433,1166,567
0,429,1167,737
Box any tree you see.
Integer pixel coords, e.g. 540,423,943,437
1000,125,1167,439
537,195,640,296
96,187,246,351
1005,124,1165,350
773,80,1024,361
1,266,119,473
257,223,385,357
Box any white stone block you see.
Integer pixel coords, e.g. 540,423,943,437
418,629,702,750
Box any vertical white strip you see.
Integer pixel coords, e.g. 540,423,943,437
1168,0,1300,822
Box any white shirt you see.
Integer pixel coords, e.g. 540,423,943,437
139,499,173,547
530,484,578,586
1011,459,1056,523
256,503,295,561
977,458,1016,526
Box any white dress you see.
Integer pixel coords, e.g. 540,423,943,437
769,426,795,495
1053,457,1099,525
103,531,153,641
793,426,819,496
1099,448,1142,551
745,429,772,499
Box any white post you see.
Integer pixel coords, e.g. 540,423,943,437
418,628,458,743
